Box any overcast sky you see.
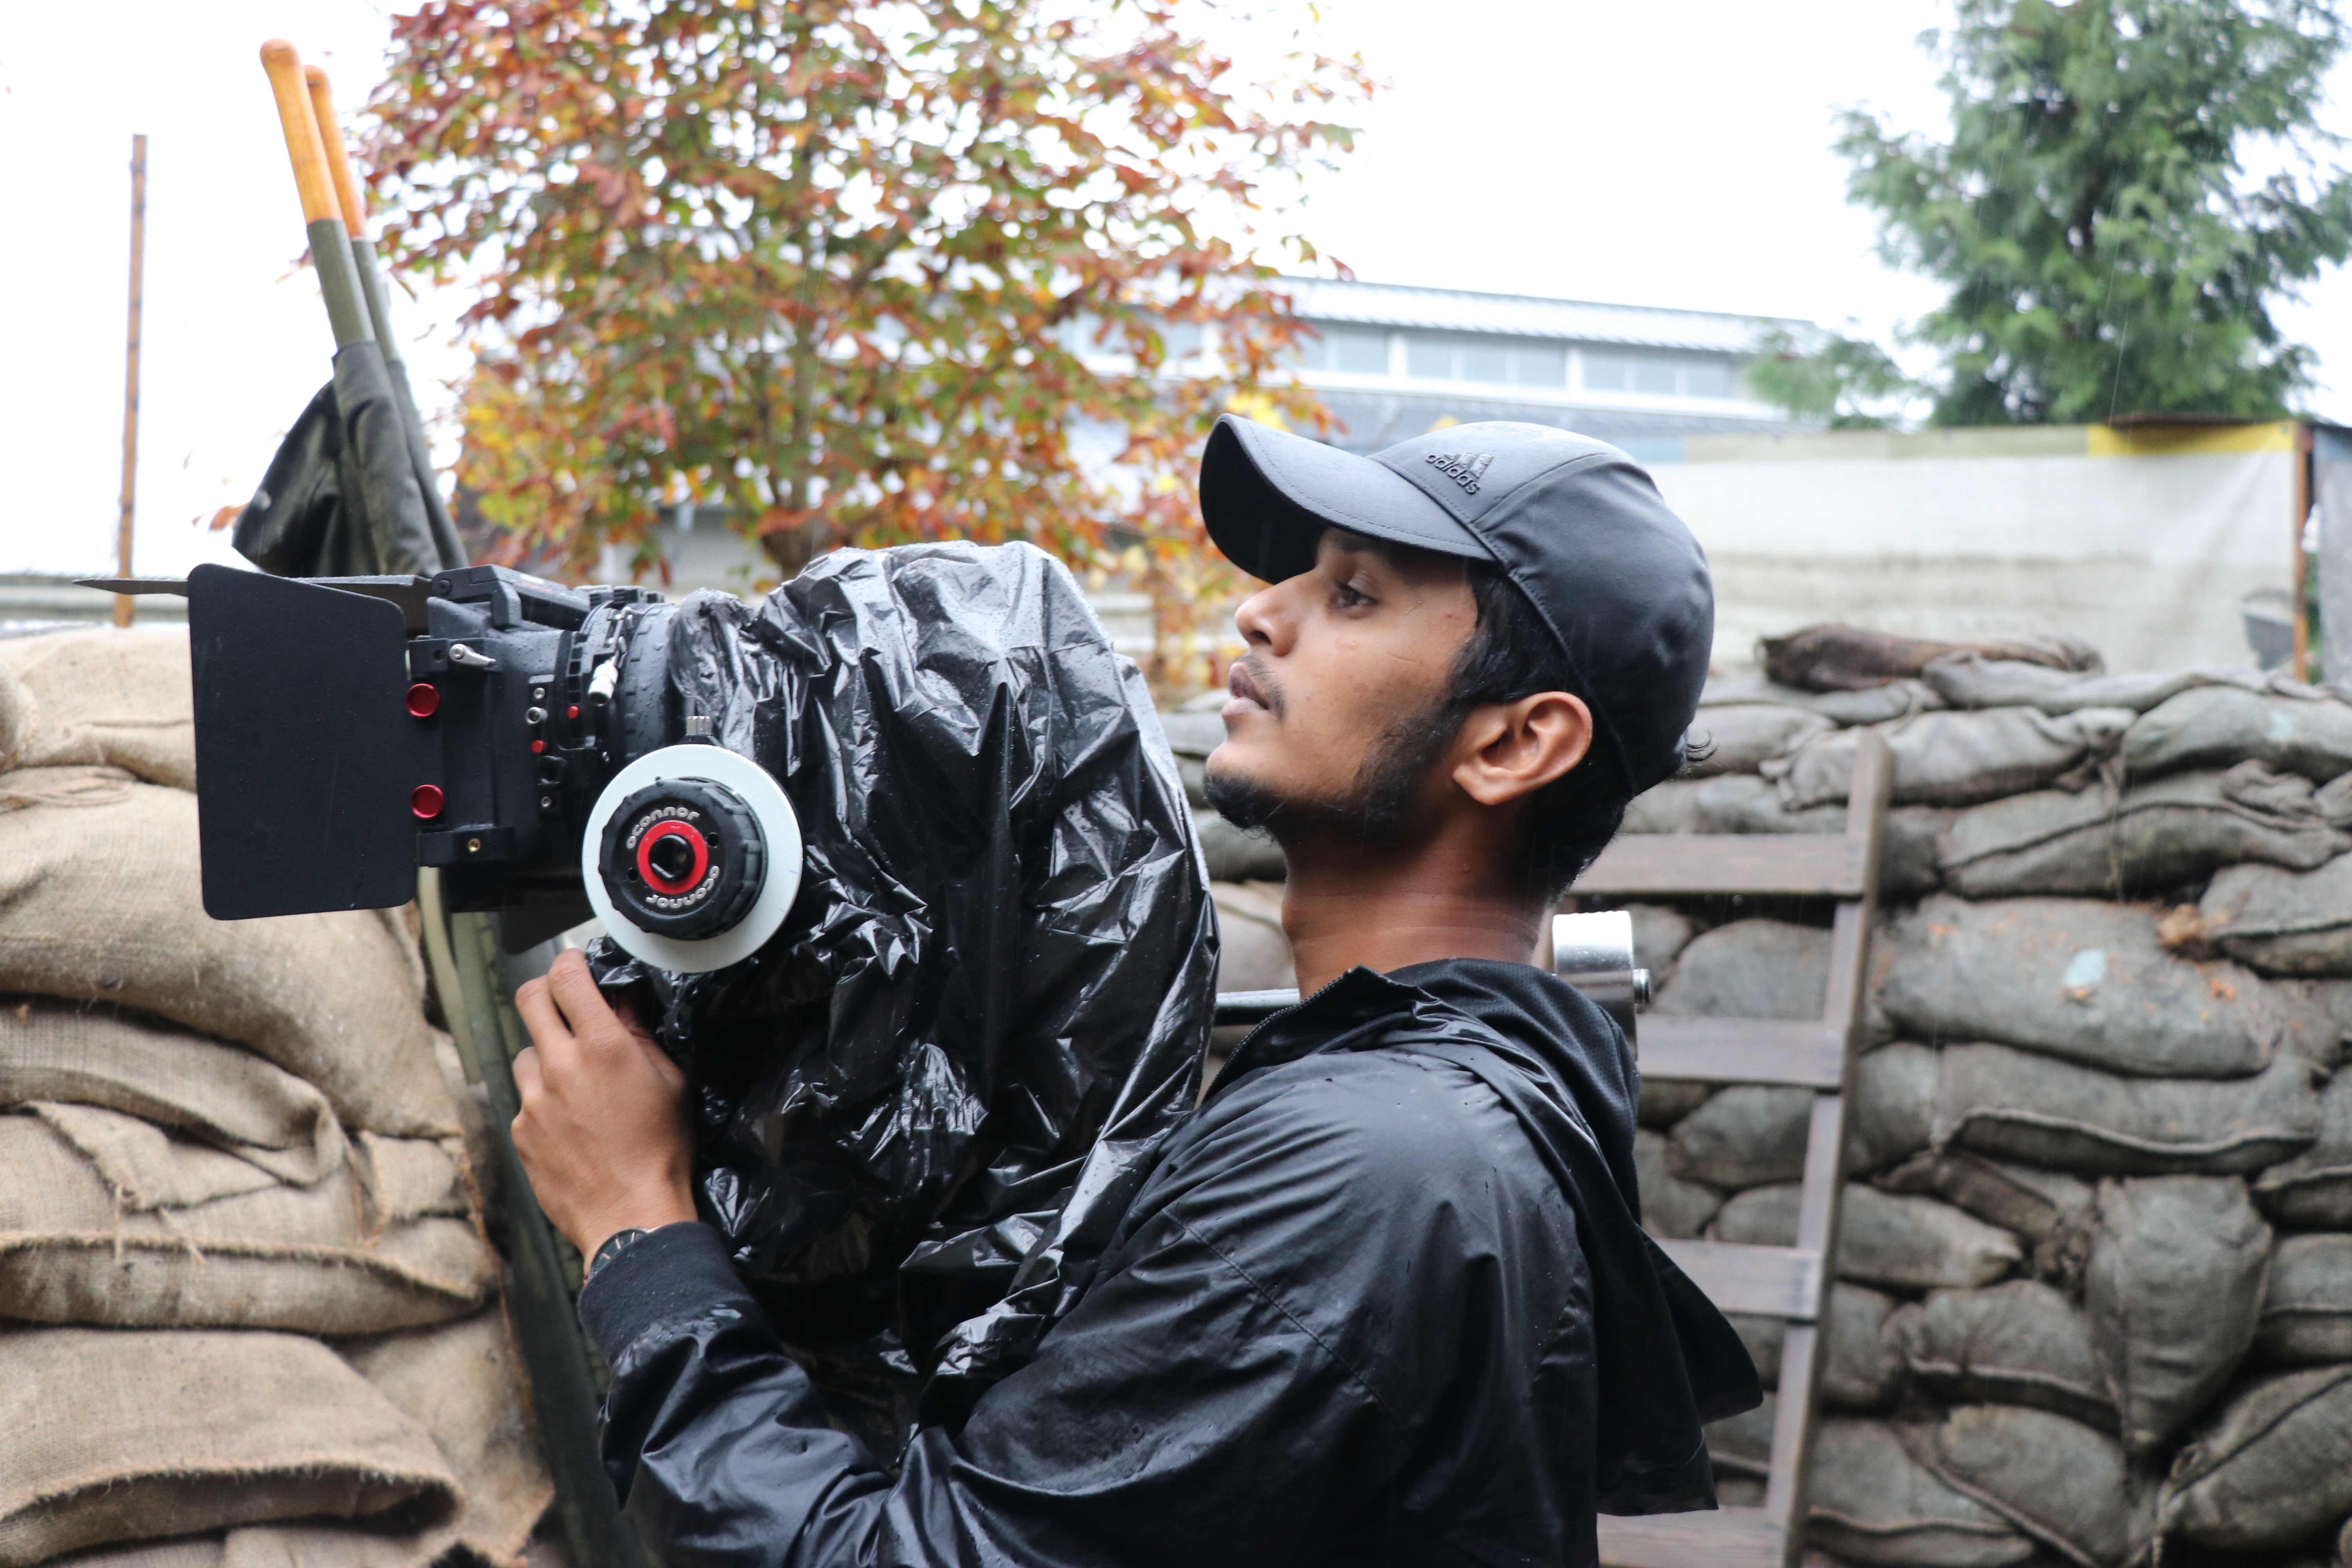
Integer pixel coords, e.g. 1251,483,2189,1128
5,0,2352,578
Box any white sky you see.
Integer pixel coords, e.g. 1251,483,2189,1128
4,0,2352,577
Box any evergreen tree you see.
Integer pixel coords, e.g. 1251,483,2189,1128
1840,0,2352,425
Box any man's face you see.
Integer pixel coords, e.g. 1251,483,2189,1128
1204,528,1478,839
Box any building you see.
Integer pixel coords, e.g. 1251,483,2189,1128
1267,277,1804,462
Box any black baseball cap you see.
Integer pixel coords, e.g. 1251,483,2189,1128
1198,414,1715,797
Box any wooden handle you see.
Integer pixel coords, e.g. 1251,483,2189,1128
260,39,337,226
303,64,370,240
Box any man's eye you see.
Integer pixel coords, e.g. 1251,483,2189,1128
1335,582,1372,609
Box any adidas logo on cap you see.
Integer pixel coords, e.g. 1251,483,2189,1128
1425,452,1494,495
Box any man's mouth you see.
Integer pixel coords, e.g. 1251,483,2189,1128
1223,659,1275,721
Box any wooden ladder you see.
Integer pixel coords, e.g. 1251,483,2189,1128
1579,732,1892,1568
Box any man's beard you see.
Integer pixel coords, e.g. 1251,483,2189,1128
1204,694,1464,849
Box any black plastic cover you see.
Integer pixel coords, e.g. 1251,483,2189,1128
588,541,1214,1445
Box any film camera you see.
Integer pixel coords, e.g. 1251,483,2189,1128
185,562,800,971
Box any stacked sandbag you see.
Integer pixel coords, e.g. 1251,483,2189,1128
0,628,547,1567
1608,648,2352,1566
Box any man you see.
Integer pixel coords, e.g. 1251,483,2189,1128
511,414,1759,1566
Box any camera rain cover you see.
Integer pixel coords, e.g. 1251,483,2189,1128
588,541,1216,1442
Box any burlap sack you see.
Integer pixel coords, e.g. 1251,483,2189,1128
1654,919,1829,1021
1937,764,2352,899
2086,1176,2270,1455
2202,853,2352,975
0,1000,346,1187
1901,1405,2134,1568
52,1523,459,1568
1623,904,1696,987
2254,1234,2352,1366
1699,673,1947,726
1637,1078,1712,1131
1621,778,1706,835
2158,1366,2352,1552
2255,1070,2352,1227
0,1326,456,1567
1847,1043,1937,1175
1668,1085,1812,1189
0,1111,493,1333
1685,704,1836,776
1806,1417,2035,1568
1704,1390,1775,1479
0,629,194,790
1931,1044,2321,1175
1725,1284,1902,1410
1763,706,2132,811
1633,1129,1721,1240
1712,1183,2021,1291
1877,1150,2096,1289
0,775,454,1136
1890,1280,2112,1431
340,1308,555,1568
1879,895,2315,1078
1919,654,2220,716
2123,685,2352,784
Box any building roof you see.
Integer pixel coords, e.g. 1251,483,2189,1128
1278,276,1809,355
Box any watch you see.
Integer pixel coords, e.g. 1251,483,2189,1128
587,1226,652,1283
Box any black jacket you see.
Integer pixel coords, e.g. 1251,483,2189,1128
579,960,1760,1567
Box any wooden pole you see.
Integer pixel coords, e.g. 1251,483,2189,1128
2295,421,2315,682
114,134,147,630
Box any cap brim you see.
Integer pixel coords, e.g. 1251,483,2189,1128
1199,415,1495,583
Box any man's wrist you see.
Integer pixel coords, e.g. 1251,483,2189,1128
575,1188,699,1277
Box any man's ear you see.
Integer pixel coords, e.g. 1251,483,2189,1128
1451,691,1593,807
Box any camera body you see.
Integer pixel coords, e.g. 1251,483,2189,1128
188,562,798,965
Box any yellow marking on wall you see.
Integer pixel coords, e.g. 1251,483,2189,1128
2088,421,2298,457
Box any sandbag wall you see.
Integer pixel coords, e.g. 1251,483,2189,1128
0,630,550,1568
1615,659,2352,1568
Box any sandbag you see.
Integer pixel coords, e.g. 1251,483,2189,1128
1636,1078,1711,1131
2255,1070,2352,1226
2123,685,2352,784
1208,883,1292,995
0,629,194,789
0,774,454,1136
1622,904,1696,981
1726,1285,1904,1410
1653,919,1829,1022
0,1000,347,1187
2202,853,2352,975
1700,672,1949,725
1920,653,2221,716
1704,1390,1775,1478
341,1309,554,1568
1762,625,2100,692
1621,778,1706,835
1806,1417,2035,1568
0,1327,456,1568
1685,704,1836,775
1667,1085,1812,1189
1931,1043,2321,1175
1847,1043,1936,1175
2157,1366,2352,1552
1877,1150,2096,1288
1891,1280,2112,1432
1195,811,1285,882
1633,1129,1722,1240
2086,1176,2270,1455
1879,895,2310,1078
0,1111,492,1333
1713,1183,2021,1290
1902,1405,2133,1568
2254,1234,2352,1365
1938,764,2352,899
1691,773,1847,834
1762,705,2131,811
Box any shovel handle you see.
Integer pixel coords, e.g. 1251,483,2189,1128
303,64,370,240
260,40,337,227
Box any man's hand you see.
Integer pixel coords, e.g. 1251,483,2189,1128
512,949,697,1272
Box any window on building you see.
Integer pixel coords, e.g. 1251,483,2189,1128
1510,344,1567,388
1459,343,1509,384
1406,336,1454,379
1405,334,1572,388
1684,360,1734,399
1581,350,1738,399
1294,323,1389,374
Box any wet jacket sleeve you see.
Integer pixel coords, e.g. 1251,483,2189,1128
579,1089,1420,1568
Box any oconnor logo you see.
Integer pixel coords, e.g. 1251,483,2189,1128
1425,452,1494,494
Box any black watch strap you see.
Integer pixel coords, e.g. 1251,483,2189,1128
588,1227,653,1282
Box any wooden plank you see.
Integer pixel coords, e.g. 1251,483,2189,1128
1575,836,1870,898
1654,1239,1822,1321
1638,1019,1847,1087
1599,1506,1789,1568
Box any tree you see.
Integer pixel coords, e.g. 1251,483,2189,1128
1838,0,2352,425
1744,327,1916,429
363,0,1367,688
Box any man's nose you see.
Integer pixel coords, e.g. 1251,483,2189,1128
1232,583,1288,653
